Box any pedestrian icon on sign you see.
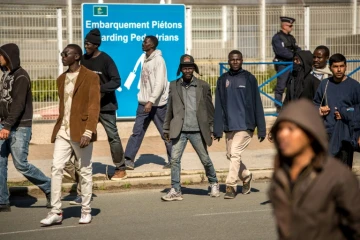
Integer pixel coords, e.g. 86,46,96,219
93,6,108,16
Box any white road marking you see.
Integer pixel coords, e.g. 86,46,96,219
0,225,91,236
194,209,271,217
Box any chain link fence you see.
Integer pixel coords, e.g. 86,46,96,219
0,4,359,119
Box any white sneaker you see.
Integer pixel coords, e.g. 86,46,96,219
210,183,220,197
40,212,63,226
79,212,92,224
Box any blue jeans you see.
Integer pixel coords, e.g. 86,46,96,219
99,111,125,170
125,104,172,162
170,132,218,192
0,125,51,204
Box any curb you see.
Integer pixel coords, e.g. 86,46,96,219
8,166,360,195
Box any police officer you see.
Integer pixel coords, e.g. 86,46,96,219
272,16,301,113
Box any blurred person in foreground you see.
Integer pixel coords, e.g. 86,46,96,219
268,99,360,240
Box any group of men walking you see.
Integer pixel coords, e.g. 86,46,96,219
1,16,360,238
0,28,265,226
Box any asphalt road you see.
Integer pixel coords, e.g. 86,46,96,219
0,182,276,240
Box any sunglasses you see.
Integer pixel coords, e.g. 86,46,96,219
60,52,77,57
287,24,293,28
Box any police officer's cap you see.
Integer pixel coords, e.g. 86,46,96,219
280,16,295,24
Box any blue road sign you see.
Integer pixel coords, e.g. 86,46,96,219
82,4,186,119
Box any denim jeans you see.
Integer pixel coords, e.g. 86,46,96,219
170,132,218,192
99,111,125,170
125,104,172,162
0,125,51,204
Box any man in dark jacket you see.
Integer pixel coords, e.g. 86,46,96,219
268,99,360,240
0,43,51,212
283,50,320,105
314,53,360,168
214,50,266,199
272,16,301,112
161,54,219,201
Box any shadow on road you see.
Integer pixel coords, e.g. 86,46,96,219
9,187,39,208
135,154,167,168
62,207,101,220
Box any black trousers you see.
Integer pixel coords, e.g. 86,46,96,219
328,134,354,168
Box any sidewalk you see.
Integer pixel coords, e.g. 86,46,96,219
8,133,360,190
9,136,276,182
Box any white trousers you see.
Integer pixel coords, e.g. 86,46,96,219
225,130,253,188
51,134,93,214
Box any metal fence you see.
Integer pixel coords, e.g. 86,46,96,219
0,4,360,120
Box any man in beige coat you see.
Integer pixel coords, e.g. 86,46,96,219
40,44,100,226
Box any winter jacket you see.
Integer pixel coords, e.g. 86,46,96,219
284,51,320,105
138,49,169,107
269,99,360,240
213,69,266,138
0,43,33,130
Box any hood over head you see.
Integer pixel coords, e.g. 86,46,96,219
295,50,313,76
270,99,328,169
0,43,20,72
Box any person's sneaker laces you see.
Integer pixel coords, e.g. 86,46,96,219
161,188,183,201
111,169,127,181
0,204,11,212
224,186,236,199
125,159,135,170
69,195,82,205
209,183,220,197
242,173,253,195
40,212,63,226
79,212,92,224
46,193,51,209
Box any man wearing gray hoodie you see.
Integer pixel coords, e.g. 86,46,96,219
124,36,172,170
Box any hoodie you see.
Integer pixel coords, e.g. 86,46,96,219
284,51,320,105
0,43,33,130
137,49,169,106
268,99,360,240
311,65,332,81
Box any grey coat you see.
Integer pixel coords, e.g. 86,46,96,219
163,77,214,146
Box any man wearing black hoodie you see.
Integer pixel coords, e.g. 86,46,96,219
0,43,51,212
269,99,360,240
283,50,320,105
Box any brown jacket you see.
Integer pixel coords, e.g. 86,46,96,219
51,66,100,143
269,99,360,240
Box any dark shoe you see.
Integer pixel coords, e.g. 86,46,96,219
46,193,52,208
0,204,11,212
69,195,82,205
224,186,236,199
242,173,253,195
162,162,171,169
125,160,135,170
112,169,128,181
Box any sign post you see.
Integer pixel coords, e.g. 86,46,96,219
82,4,186,118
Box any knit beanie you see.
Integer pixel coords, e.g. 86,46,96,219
85,28,101,46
